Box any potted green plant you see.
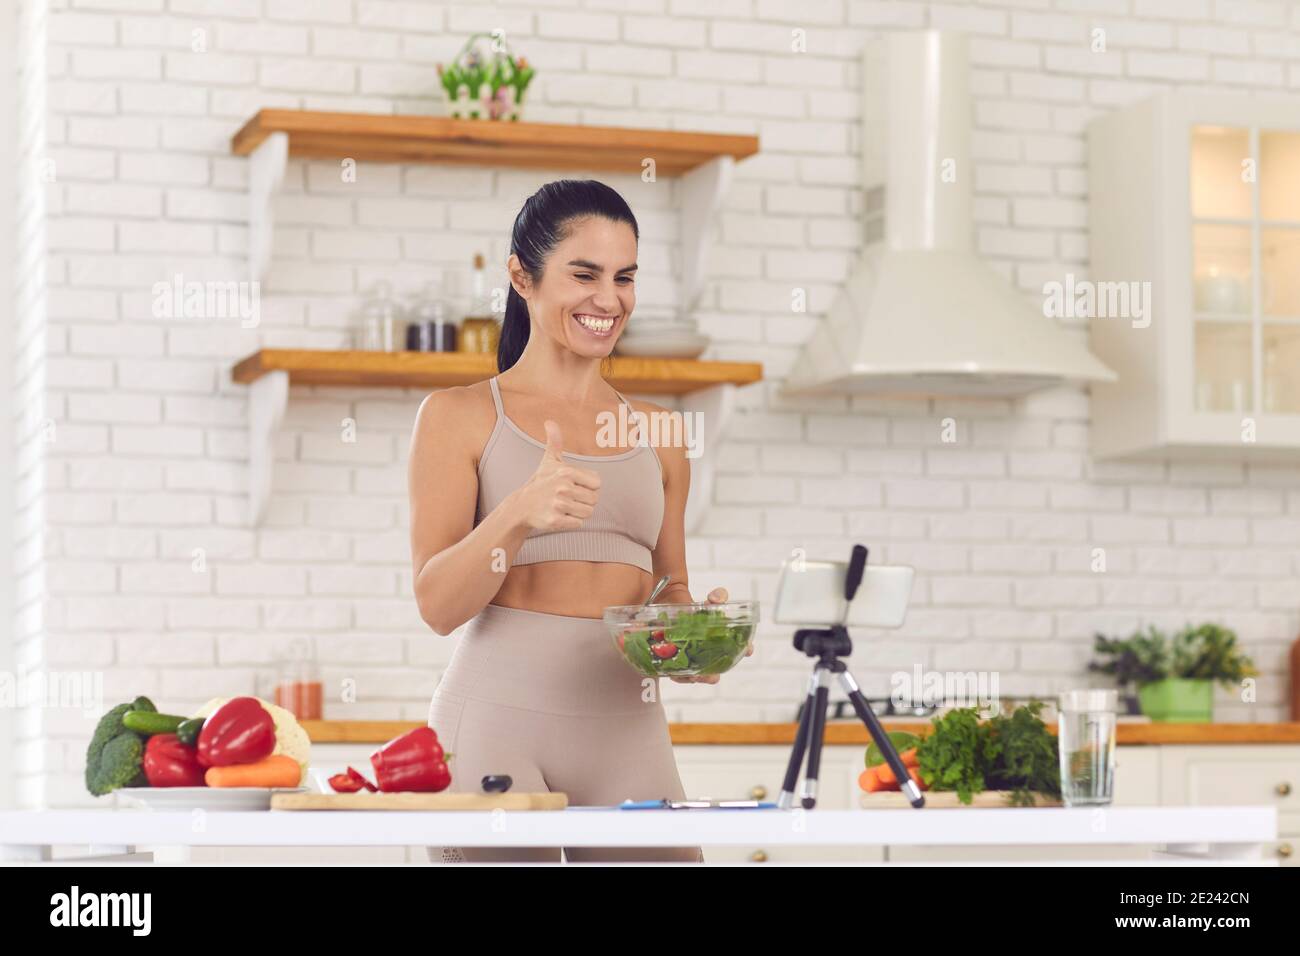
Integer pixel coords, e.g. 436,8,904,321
437,34,535,121
1088,623,1256,723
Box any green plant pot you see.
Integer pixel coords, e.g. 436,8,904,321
1137,679,1213,723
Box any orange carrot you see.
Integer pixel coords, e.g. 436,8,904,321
909,768,929,791
900,747,919,768
205,754,301,788
859,766,889,793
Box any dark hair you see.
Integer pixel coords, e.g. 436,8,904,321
498,179,639,373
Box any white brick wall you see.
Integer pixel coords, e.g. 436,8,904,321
11,0,51,809
14,0,1300,806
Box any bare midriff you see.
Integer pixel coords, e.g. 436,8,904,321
490,560,654,620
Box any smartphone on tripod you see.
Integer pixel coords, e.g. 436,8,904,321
774,555,913,628
773,547,923,810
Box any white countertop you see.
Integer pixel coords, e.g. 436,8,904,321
0,805,1277,852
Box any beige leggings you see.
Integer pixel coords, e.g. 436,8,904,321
426,602,703,864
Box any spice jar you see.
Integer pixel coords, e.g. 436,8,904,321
356,279,403,352
273,638,322,720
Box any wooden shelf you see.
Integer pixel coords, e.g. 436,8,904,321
231,349,762,528
231,109,758,309
228,110,763,527
231,109,759,176
231,349,762,395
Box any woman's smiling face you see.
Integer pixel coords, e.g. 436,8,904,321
510,215,637,358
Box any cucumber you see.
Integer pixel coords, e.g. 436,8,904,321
176,717,204,747
122,710,186,736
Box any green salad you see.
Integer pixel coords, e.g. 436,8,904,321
616,608,754,678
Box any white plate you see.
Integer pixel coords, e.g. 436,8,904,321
614,331,710,359
116,786,307,812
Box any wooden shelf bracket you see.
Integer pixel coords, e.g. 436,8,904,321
248,369,289,524
678,155,734,314
677,382,736,535
248,131,288,280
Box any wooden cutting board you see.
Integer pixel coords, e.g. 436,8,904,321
272,792,568,811
860,791,1062,808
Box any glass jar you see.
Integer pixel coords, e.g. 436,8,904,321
458,317,500,354
356,279,403,352
456,252,501,353
406,278,458,352
273,638,322,721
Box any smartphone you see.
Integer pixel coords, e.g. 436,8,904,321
773,556,913,628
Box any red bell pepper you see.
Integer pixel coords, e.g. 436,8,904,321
143,733,207,787
196,697,276,768
370,727,451,793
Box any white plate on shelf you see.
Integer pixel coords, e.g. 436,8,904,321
116,786,308,812
614,330,710,359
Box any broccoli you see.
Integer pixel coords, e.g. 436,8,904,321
85,696,156,797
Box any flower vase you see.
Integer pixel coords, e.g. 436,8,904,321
499,86,520,121
452,85,470,119
1138,678,1213,723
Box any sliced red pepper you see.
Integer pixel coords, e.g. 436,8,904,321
371,727,451,793
346,765,377,792
196,696,276,768
143,733,207,788
329,772,363,793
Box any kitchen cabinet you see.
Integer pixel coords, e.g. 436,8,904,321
1088,92,1300,460
1159,745,1298,866
673,745,884,863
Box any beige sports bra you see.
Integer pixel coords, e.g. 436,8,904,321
473,376,665,574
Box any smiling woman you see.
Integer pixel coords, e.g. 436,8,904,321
407,179,740,864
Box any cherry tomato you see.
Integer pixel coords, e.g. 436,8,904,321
650,629,666,643
652,641,678,659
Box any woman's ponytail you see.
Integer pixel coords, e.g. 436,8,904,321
498,285,530,374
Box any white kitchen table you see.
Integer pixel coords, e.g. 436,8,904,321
0,805,1279,865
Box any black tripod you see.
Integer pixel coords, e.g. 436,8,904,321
778,544,925,810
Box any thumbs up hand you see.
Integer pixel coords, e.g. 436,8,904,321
513,420,602,532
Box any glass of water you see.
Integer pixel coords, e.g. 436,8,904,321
1058,689,1117,806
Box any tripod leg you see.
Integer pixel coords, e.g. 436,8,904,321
779,670,821,809
838,670,924,808
799,670,831,810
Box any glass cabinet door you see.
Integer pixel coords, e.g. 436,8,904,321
1189,125,1300,416
1260,130,1300,414
1190,127,1253,414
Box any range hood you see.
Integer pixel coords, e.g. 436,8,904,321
784,31,1116,398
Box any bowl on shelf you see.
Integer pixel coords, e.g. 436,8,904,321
604,601,758,678
614,310,709,358
613,328,710,359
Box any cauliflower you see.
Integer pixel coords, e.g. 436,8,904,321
193,696,312,786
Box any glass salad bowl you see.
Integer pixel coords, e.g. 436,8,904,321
604,601,758,678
